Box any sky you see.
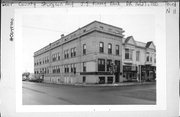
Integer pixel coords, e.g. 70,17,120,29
22,7,156,73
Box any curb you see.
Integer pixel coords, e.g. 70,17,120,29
74,82,156,87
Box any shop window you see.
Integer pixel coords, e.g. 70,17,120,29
99,42,104,53
108,43,112,54
98,59,105,71
99,77,105,84
107,77,113,84
107,59,112,71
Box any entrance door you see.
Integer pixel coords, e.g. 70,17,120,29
115,73,119,83
115,60,120,83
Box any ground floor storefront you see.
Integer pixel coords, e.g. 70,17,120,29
35,65,156,84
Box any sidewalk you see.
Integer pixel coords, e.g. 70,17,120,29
74,81,156,87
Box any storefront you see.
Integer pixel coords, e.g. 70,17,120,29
141,65,156,81
123,65,137,81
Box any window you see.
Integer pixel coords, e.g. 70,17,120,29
64,50,66,59
150,56,152,62
52,54,55,62
116,45,119,55
98,59,105,71
136,51,140,61
108,43,112,54
99,42,104,53
125,48,132,60
67,65,69,73
64,50,69,59
54,54,57,61
107,59,112,71
64,65,69,73
83,62,86,72
58,53,60,60
74,47,76,57
52,66,55,73
47,57,49,63
64,65,66,73
100,26,104,30
83,44,86,55
146,52,150,62
57,66,60,73
71,64,73,73
73,64,76,74
67,50,69,58
83,76,86,83
71,48,74,57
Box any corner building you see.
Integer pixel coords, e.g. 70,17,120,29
34,21,156,84
34,21,124,84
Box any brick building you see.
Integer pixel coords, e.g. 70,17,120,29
34,21,156,84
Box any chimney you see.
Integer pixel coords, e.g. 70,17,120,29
61,34,64,38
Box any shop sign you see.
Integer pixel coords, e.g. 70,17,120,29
123,66,137,72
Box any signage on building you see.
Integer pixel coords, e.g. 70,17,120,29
123,65,137,72
141,65,155,71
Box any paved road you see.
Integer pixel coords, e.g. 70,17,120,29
23,81,156,105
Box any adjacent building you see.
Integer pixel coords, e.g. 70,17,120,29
34,21,156,84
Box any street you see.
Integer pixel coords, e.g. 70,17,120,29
23,81,156,105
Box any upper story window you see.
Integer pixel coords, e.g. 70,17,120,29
73,64,76,74
64,50,69,59
83,62,86,72
108,43,112,54
74,47,76,57
98,59,105,71
125,48,132,60
71,47,76,57
64,65,69,73
58,53,60,60
71,48,74,57
150,56,152,62
67,50,69,58
99,42,104,53
70,64,73,73
146,52,150,62
52,54,56,62
83,44,86,55
100,26,104,30
116,45,119,55
57,66,60,73
136,51,140,61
